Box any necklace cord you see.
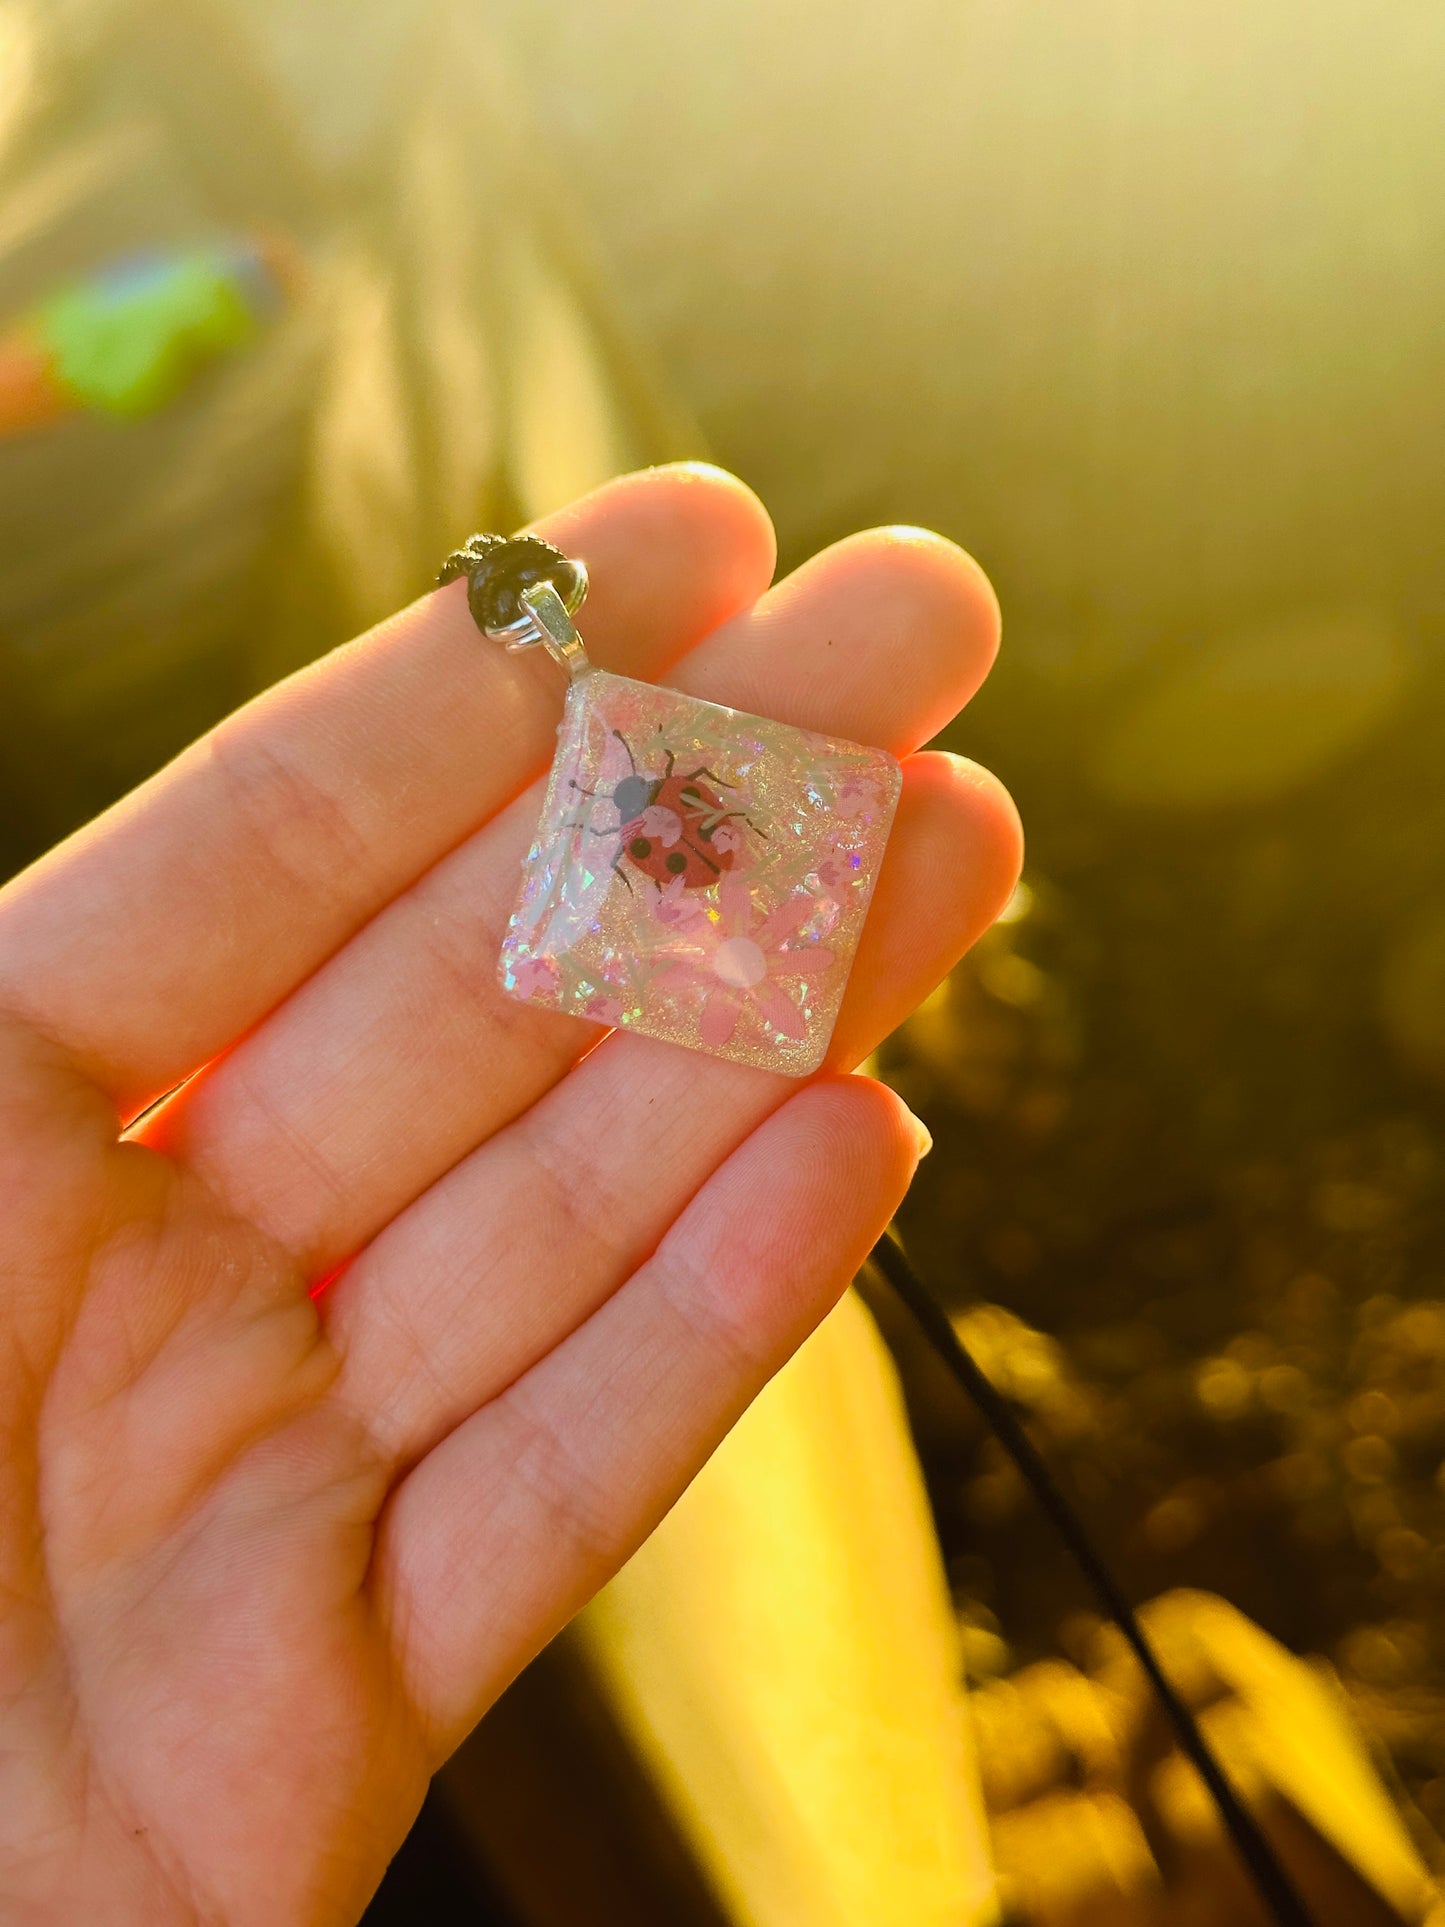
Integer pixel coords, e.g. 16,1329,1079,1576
865,1230,1318,1927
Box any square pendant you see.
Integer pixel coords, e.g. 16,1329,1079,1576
499,670,901,1074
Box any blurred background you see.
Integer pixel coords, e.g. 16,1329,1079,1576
4,2,1445,1922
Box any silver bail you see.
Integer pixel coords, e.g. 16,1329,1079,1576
511,579,592,678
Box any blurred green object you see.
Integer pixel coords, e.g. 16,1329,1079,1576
36,242,273,416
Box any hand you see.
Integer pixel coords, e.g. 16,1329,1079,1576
0,466,1020,1924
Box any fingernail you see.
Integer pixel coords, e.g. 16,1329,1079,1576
908,1109,933,1159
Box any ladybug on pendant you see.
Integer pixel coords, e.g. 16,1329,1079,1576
571,729,760,890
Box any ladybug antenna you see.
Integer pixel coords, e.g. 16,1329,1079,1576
611,729,639,775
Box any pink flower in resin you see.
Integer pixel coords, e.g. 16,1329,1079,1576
658,871,835,1048
816,850,866,889
582,992,625,1027
802,748,888,811
650,873,709,931
836,772,886,820
509,954,561,1001
633,803,682,846
709,820,746,857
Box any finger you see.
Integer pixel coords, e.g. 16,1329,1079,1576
146,528,1003,1268
326,751,1020,1469
374,1074,922,1752
0,465,776,1115
671,523,1000,748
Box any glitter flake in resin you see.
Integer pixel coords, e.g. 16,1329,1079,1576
499,671,901,1074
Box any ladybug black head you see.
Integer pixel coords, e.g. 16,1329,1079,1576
612,774,654,822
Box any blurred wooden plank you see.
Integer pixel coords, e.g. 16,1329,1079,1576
441,1639,735,1927
574,1290,1000,1927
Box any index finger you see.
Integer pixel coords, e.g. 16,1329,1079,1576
0,465,775,1117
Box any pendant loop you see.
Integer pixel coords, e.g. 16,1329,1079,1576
438,532,592,678
513,580,592,677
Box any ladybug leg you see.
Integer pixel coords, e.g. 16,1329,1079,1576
696,804,769,844
558,808,621,836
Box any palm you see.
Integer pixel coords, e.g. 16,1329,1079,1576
0,467,1018,1924
7,1087,424,1921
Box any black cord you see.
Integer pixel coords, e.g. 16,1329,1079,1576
866,1230,1317,1927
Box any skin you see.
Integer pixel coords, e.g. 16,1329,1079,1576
0,465,1021,1925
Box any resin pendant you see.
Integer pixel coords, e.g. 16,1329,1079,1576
438,533,900,1075
500,670,900,1074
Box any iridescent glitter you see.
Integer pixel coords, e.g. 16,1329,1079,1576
499,671,901,1073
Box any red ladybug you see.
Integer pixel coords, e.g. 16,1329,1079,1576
571,730,758,890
